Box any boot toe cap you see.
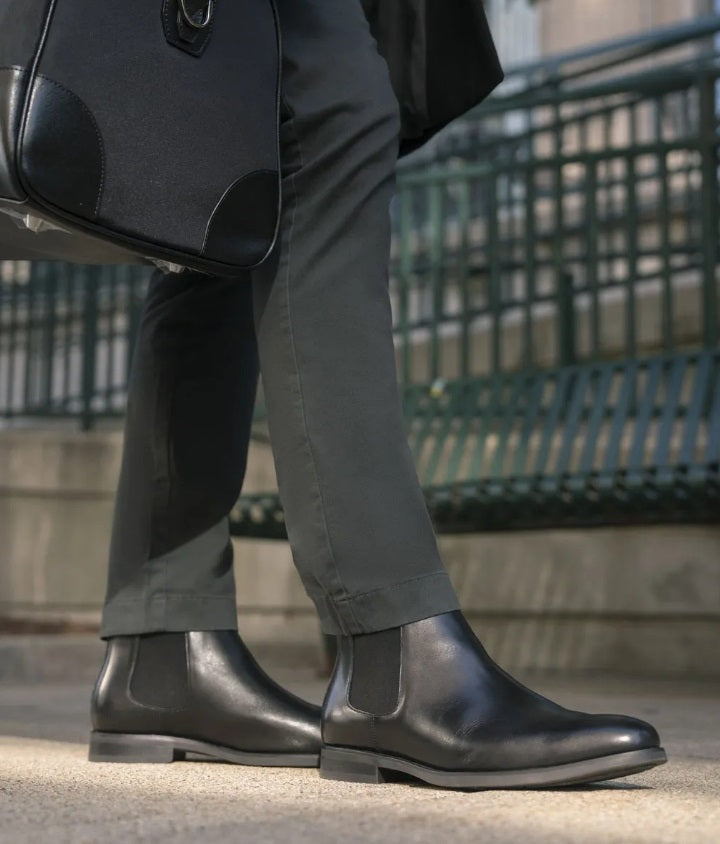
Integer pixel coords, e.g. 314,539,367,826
559,713,661,764
282,704,323,754
460,713,663,771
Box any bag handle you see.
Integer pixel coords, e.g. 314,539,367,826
178,0,214,29
163,0,215,56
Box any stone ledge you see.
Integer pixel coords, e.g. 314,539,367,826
0,632,324,685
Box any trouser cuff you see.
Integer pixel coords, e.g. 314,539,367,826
100,595,239,638
312,572,460,636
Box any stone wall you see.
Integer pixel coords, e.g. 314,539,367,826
1,428,718,677
538,0,700,56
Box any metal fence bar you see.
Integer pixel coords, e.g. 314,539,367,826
80,269,99,431
698,71,720,348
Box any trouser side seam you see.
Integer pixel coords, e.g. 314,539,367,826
282,114,361,635
334,571,449,604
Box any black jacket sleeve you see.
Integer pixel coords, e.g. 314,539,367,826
362,0,504,156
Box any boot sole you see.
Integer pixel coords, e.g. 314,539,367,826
320,745,667,789
88,731,319,768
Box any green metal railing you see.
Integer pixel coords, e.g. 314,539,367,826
391,15,720,385
1,17,719,428
0,263,149,429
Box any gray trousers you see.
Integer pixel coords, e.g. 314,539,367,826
101,0,460,638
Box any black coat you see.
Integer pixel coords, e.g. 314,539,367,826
362,0,504,155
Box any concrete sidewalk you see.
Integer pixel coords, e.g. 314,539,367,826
1,667,719,844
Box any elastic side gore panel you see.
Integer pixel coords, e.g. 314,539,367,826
349,627,401,716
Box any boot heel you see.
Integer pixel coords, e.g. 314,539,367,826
320,746,386,784
88,731,185,763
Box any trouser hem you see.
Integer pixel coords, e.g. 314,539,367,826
100,596,239,638
312,572,460,636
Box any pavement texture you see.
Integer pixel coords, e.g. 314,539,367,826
1,657,719,843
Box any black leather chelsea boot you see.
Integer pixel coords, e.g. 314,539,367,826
89,630,320,766
321,611,667,788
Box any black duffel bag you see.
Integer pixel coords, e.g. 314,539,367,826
0,0,281,273
0,0,503,270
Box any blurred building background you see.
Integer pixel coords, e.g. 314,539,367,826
490,0,717,62
1,1,719,676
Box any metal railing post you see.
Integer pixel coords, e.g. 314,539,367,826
698,70,719,348
558,271,577,367
80,266,100,431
